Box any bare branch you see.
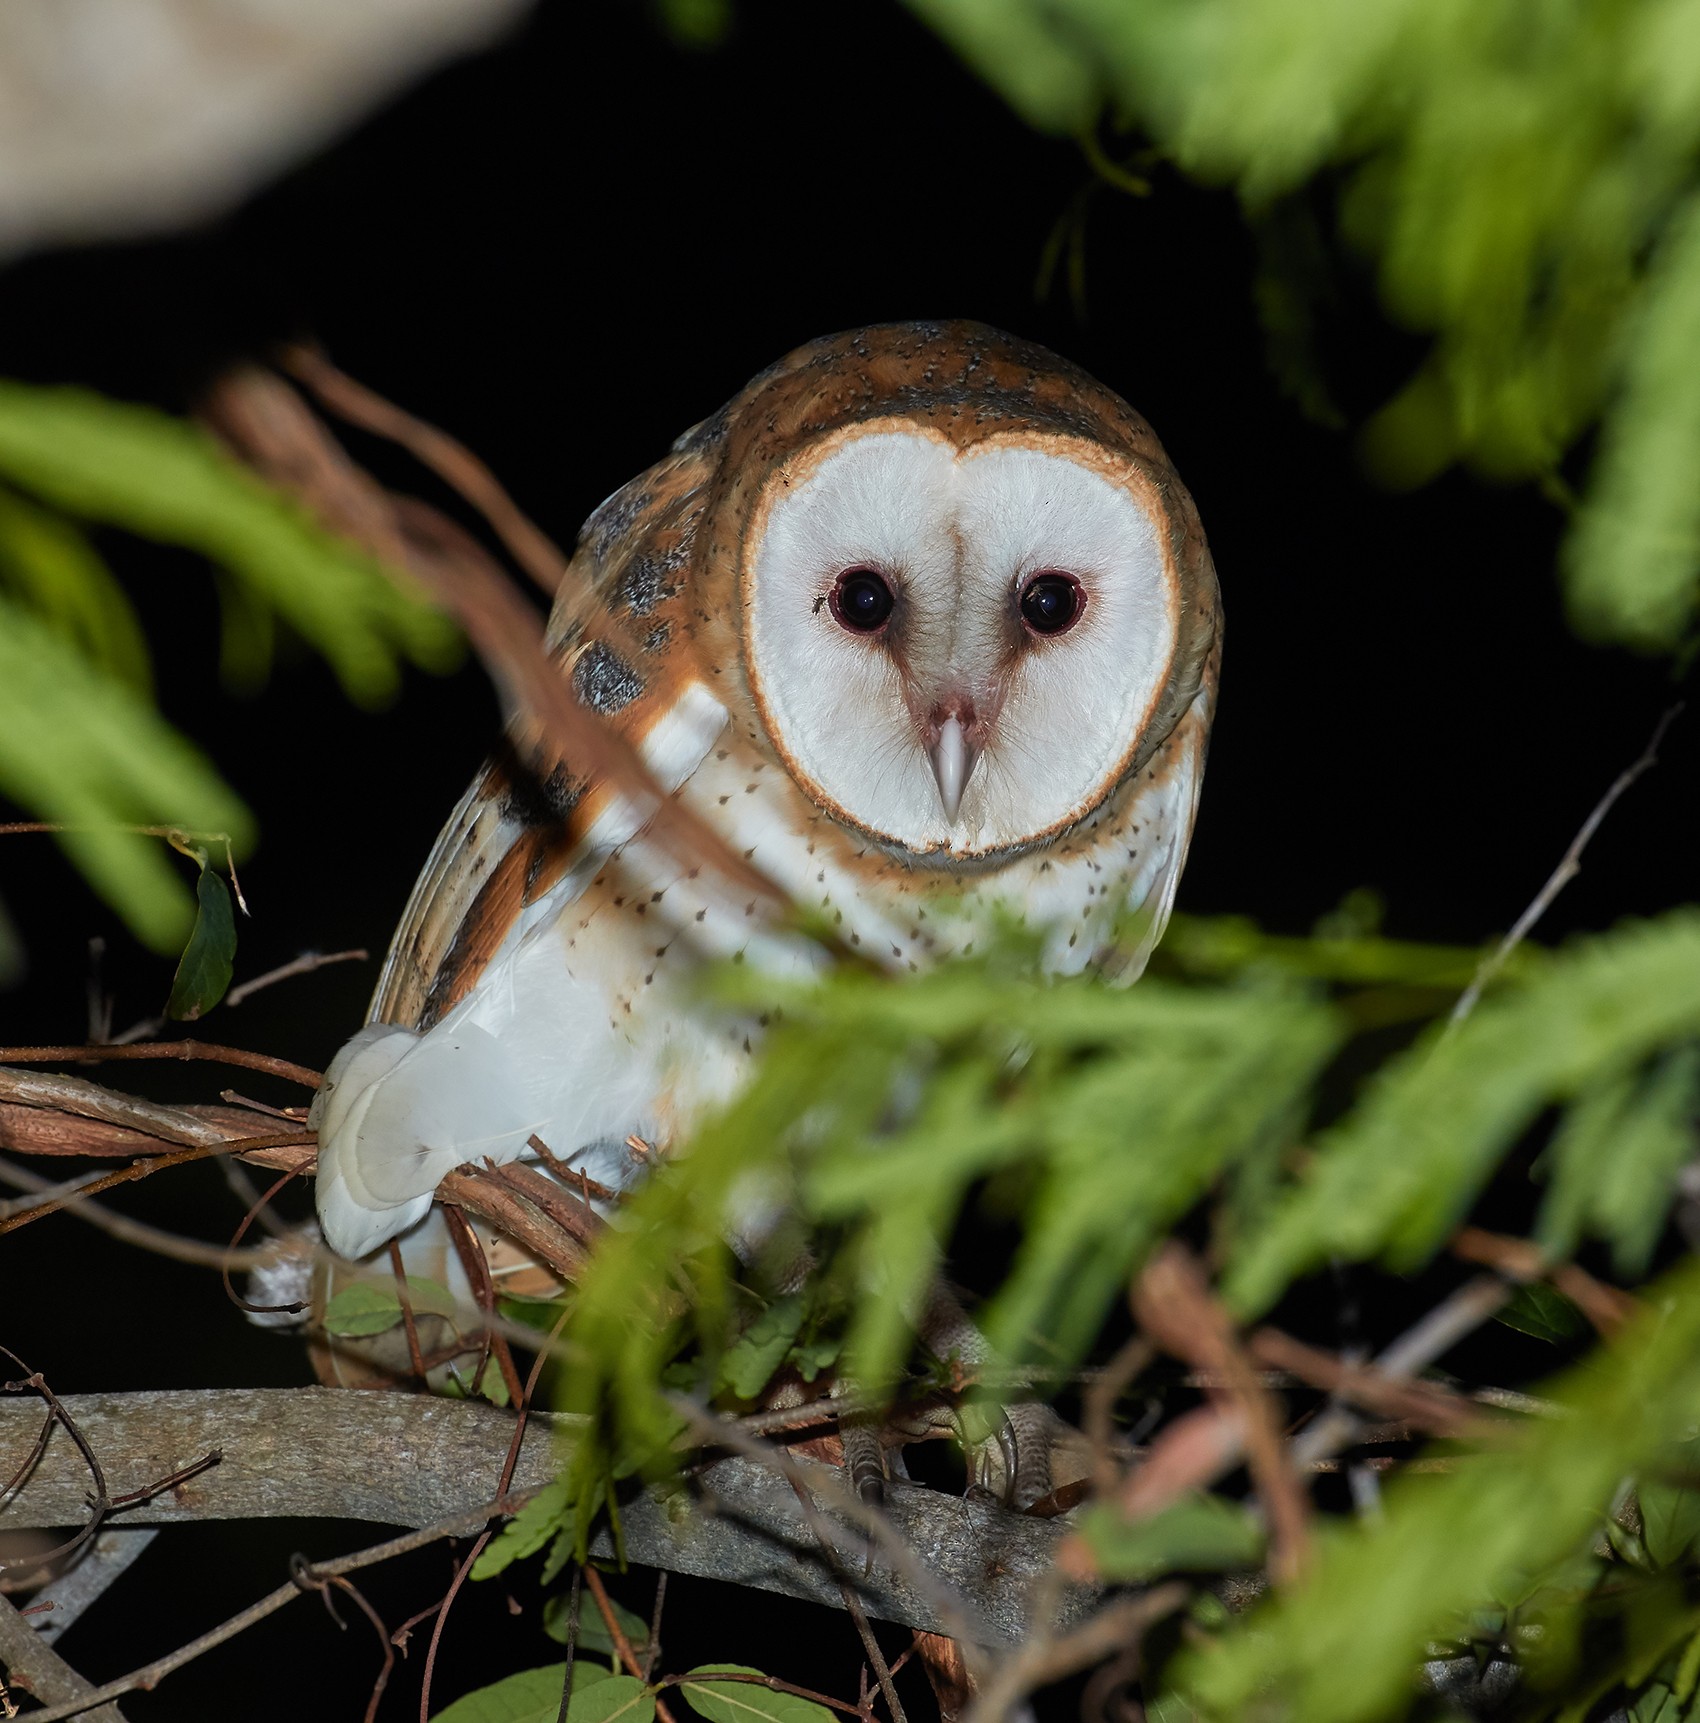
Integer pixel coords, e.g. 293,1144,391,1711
1450,703,1682,1025
1,1388,1090,1648
0,1594,129,1723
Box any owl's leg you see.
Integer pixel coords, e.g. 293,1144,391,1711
837,1409,888,1506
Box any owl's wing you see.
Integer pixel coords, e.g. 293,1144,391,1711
311,450,731,1258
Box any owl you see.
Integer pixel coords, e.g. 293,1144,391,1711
309,321,1221,1270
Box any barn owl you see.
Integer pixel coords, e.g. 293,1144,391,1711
309,321,1221,1271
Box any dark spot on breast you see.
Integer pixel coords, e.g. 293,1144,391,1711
643,621,672,653
574,641,644,714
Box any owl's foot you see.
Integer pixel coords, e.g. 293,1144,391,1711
961,1400,1063,1509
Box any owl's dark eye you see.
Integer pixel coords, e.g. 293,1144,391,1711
1018,571,1086,637
829,566,895,634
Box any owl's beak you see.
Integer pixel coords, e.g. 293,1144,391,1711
929,714,981,824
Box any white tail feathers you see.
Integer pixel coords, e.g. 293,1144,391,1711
309,1020,538,1259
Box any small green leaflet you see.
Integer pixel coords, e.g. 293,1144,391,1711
430,1663,623,1723
1074,1494,1265,1583
1642,1477,1700,1569
164,856,236,1020
321,1276,458,1338
544,1589,650,1658
718,1297,804,1400
789,1334,840,1383
1496,1281,1587,1345
472,1477,573,1580
678,1666,835,1723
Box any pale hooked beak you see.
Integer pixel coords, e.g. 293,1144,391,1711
929,714,981,825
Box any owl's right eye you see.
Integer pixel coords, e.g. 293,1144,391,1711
828,566,895,634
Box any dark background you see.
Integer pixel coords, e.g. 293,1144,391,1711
0,2,1691,1715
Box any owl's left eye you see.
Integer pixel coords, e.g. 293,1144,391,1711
1018,571,1086,637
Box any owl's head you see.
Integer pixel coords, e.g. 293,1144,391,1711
711,323,1218,863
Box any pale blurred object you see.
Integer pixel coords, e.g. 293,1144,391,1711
0,0,534,258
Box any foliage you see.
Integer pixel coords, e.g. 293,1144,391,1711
469,901,1700,1723
1173,1259,1700,1720
906,0,1700,651
0,381,456,953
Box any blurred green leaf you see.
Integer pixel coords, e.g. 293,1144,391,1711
1540,1047,1700,1276
1174,1258,1700,1721
904,0,1700,646
0,484,151,694
717,1296,803,1401
1496,1281,1588,1345
0,592,252,952
0,380,458,703
544,1590,649,1658
1643,1477,1700,1569
164,858,235,1020
1075,1494,1266,1584
1226,915,1700,1317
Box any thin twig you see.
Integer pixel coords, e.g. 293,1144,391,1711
16,1489,541,1723
1081,1333,1153,1500
225,949,368,1008
1130,1244,1310,1584
0,1594,129,1723
416,1296,573,1723
0,1042,322,1090
961,1583,1188,1723
1451,1225,1638,1334
556,1564,583,1723
280,343,570,597
0,1157,278,1272
656,1669,867,1719
1289,1274,1513,1469
0,1134,312,1235
1450,704,1683,1025
584,1567,679,1723
1247,1329,1479,1438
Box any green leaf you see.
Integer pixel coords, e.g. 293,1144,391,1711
1074,1495,1266,1584
0,484,151,693
1566,194,1700,648
1174,1258,1700,1722
164,860,236,1020
0,380,459,704
320,1276,458,1338
717,1297,804,1400
678,1666,835,1723
543,1590,650,1657
1226,916,1700,1318
1540,1049,1700,1277
0,592,252,952
568,1676,655,1723
789,1334,840,1383
1643,1479,1700,1569
431,1663,618,1723
472,1477,573,1581
1496,1281,1587,1345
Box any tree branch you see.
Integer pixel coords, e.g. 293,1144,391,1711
0,1388,1091,1647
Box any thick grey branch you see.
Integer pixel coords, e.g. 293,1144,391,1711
0,1387,1088,1646
0,1592,129,1722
